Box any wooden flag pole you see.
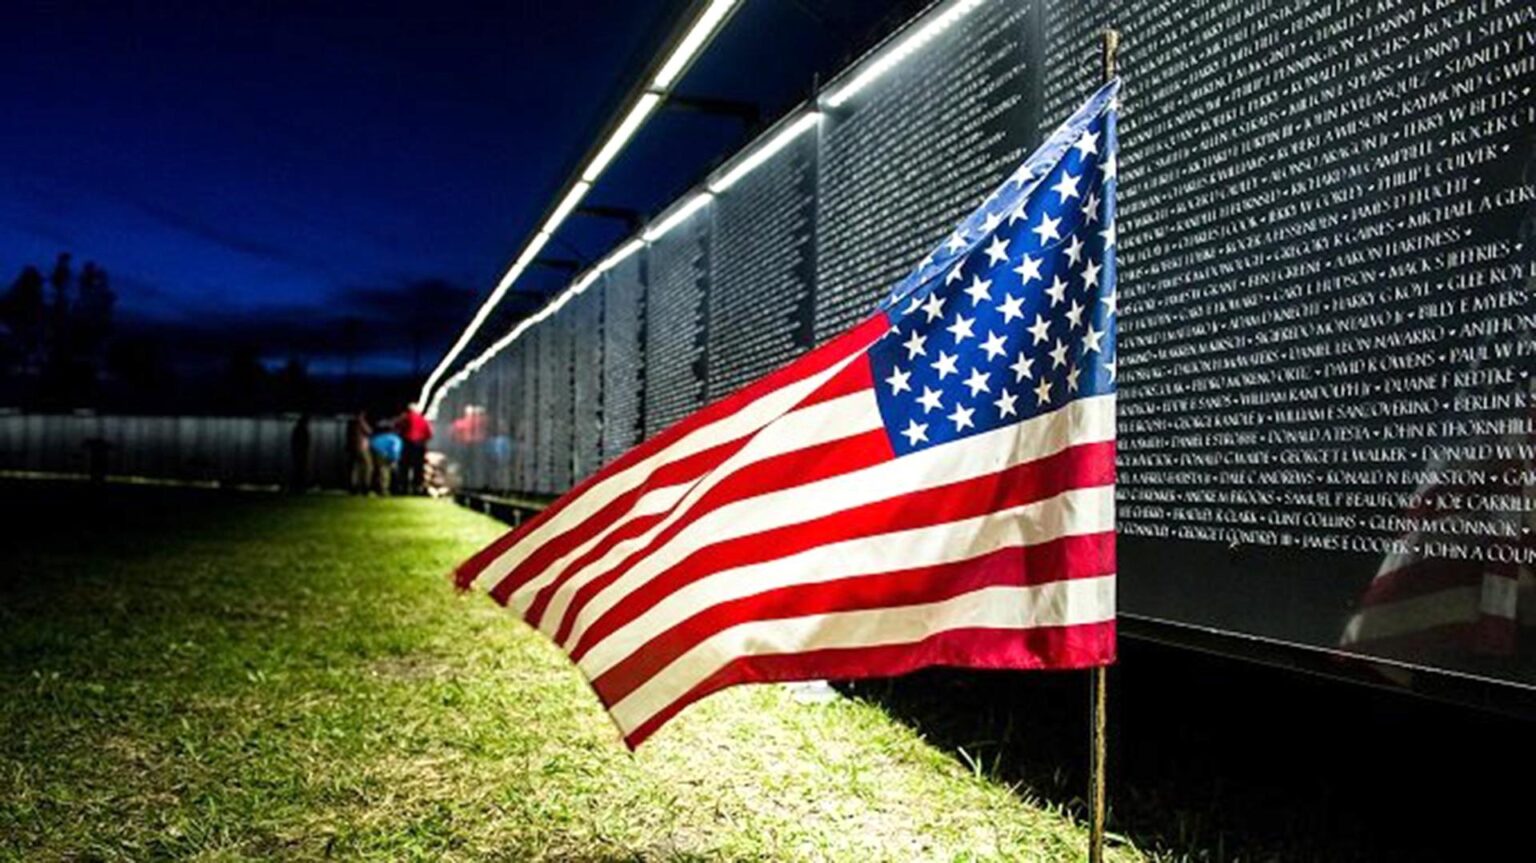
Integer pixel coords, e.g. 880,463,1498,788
1089,27,1119,863
1088,664,1108,862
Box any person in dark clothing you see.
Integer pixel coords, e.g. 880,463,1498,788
395,402,433,495
346,411,373,494
289,414,312,493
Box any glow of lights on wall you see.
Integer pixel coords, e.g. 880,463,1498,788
821,0,985,108
426,0,989,418
419,0,741,408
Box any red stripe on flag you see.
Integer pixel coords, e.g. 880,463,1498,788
457,316,886,592
592,530,1115,706
568,440,1117,661
524,357,879,632
465,437,748,594
539,420,893,639
620,621,1117,747
482,437,748,602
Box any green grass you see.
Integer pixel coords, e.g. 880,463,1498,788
0,485,1147,861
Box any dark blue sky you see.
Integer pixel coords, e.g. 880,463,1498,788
1,1,903,379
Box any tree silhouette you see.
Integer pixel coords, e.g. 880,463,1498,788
2,253,122,407
46,252,72,366
0,265,47,373
73,261,116,358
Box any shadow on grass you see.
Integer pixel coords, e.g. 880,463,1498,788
841,639,1534,862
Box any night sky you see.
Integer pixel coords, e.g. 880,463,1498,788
2,1,909,390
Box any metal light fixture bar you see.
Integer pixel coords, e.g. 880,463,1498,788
542,181,592,235
419,0,742,408
579,93,662,183
599,238,646,274
651,0,738,90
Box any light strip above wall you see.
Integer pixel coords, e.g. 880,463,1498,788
642,192,713,242
428,234,648,407
822,0,985,108
652,0,738,90
418,0,742,409
543,181,592,235
580,94,662,183
707,111,820,193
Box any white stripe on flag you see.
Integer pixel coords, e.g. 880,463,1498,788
473,354,859,589
526,386,886,624
558,394,1116,648
478,478,691,597
578,483,1116,679
608,576,1117,734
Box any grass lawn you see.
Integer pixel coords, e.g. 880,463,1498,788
0,483,1146,861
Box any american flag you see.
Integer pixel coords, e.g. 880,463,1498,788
455,80,1121,747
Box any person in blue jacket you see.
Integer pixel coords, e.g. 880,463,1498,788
368,425,403,496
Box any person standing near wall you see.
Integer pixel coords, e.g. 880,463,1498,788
346,411,373,495
396,402,432,496
369,423,402,496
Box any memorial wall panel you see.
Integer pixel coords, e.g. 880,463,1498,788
1040,0,1106,131
514,337,537,494
708,127,817,400
546,306,577,493
559,311,578,489
455,378,485,489
473,351,503,491
440,385,468,488
571,285,605,483
525,325,545,493
491,349,515,490
813,0,1043,343
645,210,711,437
602,254,646,461
1040,0,1536,685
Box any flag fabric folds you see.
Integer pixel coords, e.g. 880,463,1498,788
455,80,1122,747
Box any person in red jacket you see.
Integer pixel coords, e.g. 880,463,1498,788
396,402,433,495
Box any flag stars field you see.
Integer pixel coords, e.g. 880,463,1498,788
868,86,1117,461
965,274,993,305
984,235,1011,266
918,386,944,413
1014,253,1043,284
902,330,927,359
1031,212,1063,244
1067,299,1086,329
1011,352,1034,382
1046,275,1068,306
999,293,1026,322
980,330,1008,360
